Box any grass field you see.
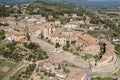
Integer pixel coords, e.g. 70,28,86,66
0,59,16,80
10,71,20,80
10,67,27,80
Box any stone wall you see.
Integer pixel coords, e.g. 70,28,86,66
92,54,120,73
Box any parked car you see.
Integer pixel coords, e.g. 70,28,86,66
56,51,60,54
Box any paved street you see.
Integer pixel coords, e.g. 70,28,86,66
30,35,120,80
31,35,89,67
30,35,92,80
31,36,55,63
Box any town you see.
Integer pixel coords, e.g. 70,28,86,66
0,1,120,80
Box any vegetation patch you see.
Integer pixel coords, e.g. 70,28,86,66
91,77,117,80
10,71,20,80
0,59,16,80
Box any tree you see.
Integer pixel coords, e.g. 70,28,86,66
71,40,76,45
40,33,44,39
63,46,67,51
0,29,5,40
25,43,39,49
26,32,30,40
90,17,100,24
63,68,70,74
58,64,61,70
66,41,70,48
6,41,17,51
73,52,79,55
17,9,22,14
55,42,60,48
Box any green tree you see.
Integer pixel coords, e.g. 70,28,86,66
40,33,44,39
90,17,100,24
25,43,39,49
0,29,5,40
26,32,30,40
66,41,70,48
55,42,60,48
71,40,76,45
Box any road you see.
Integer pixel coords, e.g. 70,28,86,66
31,35,89,67
31,35,120,80
31,36,55,64
30,35,92,80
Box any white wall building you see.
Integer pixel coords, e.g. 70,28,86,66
64,23,78,29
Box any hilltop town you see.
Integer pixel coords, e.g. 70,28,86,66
0,1,120,80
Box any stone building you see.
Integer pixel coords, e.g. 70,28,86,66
50,28,100,55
